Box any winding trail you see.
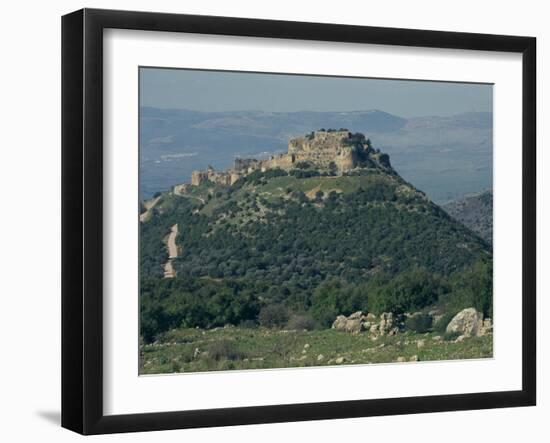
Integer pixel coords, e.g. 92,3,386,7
163,224,178,278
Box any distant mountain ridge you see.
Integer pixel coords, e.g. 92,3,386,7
140,108,492,203
442,190,493,243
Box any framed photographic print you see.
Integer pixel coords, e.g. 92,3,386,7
61,8,536,435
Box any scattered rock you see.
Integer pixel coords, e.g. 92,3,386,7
432,335,442,342
478,318,493,336
332,313,364,334
428,310,443,325
304,343,310,349
396,356,406,362
332,311,399,336
379,312,395,335
335,356,346,364
409,355,419,362
388,327,399,336
454,335,467,343
193,347,201,359
446,308,486,337
417,339,425,349
317,354,325,361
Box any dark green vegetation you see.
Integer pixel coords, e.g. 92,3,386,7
140,134,492,349
140,327,493,374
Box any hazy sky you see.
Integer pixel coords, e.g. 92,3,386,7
140,68,492,118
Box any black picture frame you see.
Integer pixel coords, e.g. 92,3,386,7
61,8,536,435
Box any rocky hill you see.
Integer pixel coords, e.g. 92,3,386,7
139,131,492,340
442,190,493,243
188,129,392,187
139,108,492,203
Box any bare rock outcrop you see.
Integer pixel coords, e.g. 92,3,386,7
332,311,401,337
446,308,492,337
332,311,367,334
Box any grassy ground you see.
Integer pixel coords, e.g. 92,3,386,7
260,173,389,197
139,327,493,375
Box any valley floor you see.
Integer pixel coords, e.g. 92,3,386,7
139,327,493,375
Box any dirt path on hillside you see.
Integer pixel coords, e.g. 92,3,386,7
140,196,161,222
163,224,178,278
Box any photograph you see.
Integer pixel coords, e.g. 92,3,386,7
138,68,494,375
0,0,543,440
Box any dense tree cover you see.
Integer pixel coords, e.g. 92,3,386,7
139,169,493,341
365,267,447,315
140,261,491,341
139,216,169,278
445,258,493,318
165,186,488,286
140,277,262,342
289,169,321,179
310,278,367,327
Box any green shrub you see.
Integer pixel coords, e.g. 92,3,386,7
433,312,455,334
286,314,317,331
295,161,312,169
178,347,195,363
405,313,433,333
289,169,320,179
367,267,445,315
208,340,247,361
443,331,461,341
258,304,289,328
448,259,493,318
239,319,259,329
310,279,365,327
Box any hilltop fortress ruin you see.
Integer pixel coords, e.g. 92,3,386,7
189,130,391,187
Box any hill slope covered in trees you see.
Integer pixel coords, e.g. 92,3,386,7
140,134,492,342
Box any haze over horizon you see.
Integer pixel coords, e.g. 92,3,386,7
140,68,493,118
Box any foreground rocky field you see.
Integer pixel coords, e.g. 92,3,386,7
139,326,493,374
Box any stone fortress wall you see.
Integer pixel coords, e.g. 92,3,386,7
190,130,375,187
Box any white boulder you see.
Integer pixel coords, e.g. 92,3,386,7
446,308,486,337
